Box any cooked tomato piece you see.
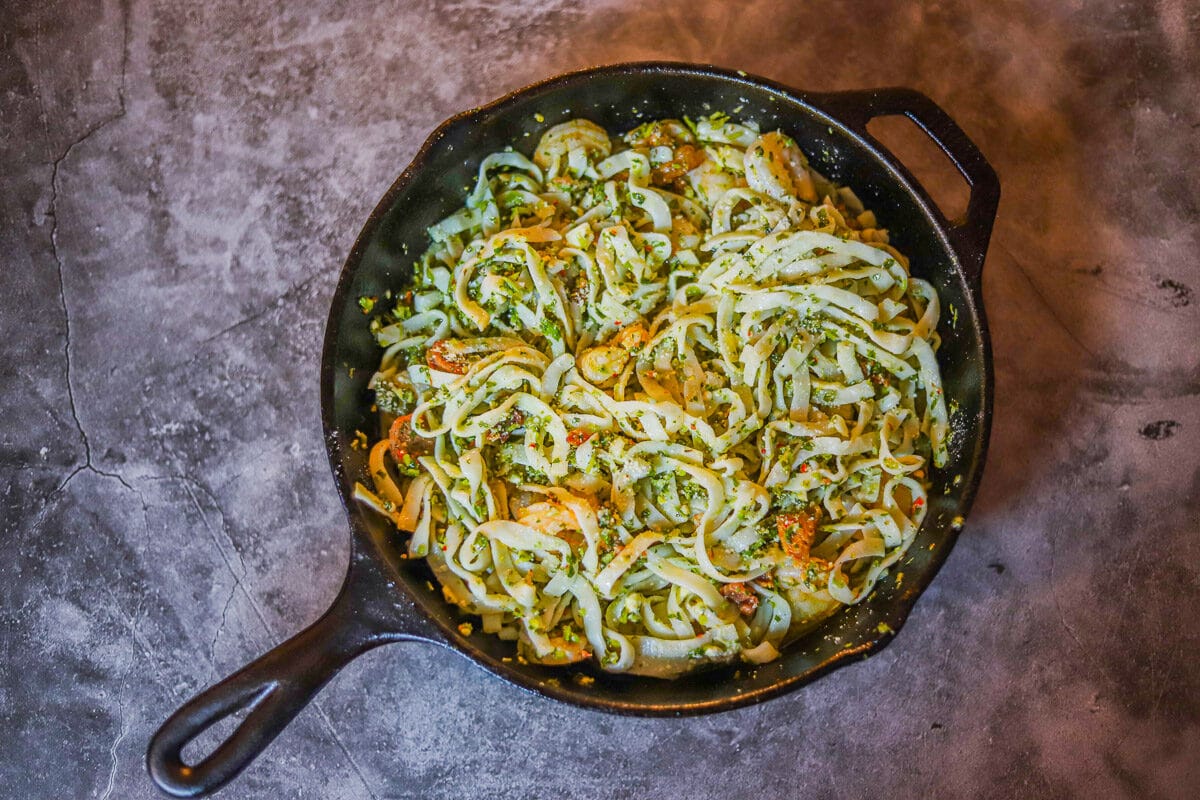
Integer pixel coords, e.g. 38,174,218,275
652,144,706,187
426,340,470,374
777,508,822,563
719,582,760,617
388,414,432,463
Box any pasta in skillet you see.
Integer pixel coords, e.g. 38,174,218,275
355,114,946,677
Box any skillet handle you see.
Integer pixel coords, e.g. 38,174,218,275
146,575,392,797
805,88,1000,281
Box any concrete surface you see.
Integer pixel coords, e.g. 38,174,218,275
2,1,1198,798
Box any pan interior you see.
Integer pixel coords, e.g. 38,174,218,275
324,65,989,712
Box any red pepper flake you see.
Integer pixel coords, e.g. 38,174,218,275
615,320,623,326
799,463,809,473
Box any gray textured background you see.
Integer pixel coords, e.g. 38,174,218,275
2,1,1198,798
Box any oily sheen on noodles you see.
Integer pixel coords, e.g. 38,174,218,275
354,115,947,678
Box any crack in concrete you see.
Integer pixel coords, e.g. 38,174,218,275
53,462,138,496
1045,507,1105,679
102,583,166,687
179,475,249,582
1000,242,1103,365
207,580,240,679
31,461,148,554
98,698,130,800
314,704,380,800
199,269,326,347
48,0,131,480
175,473,279,654
1048,526,1083,650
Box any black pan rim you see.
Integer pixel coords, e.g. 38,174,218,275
318,60,995,716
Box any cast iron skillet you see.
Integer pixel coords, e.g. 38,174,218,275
147,62,998,797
